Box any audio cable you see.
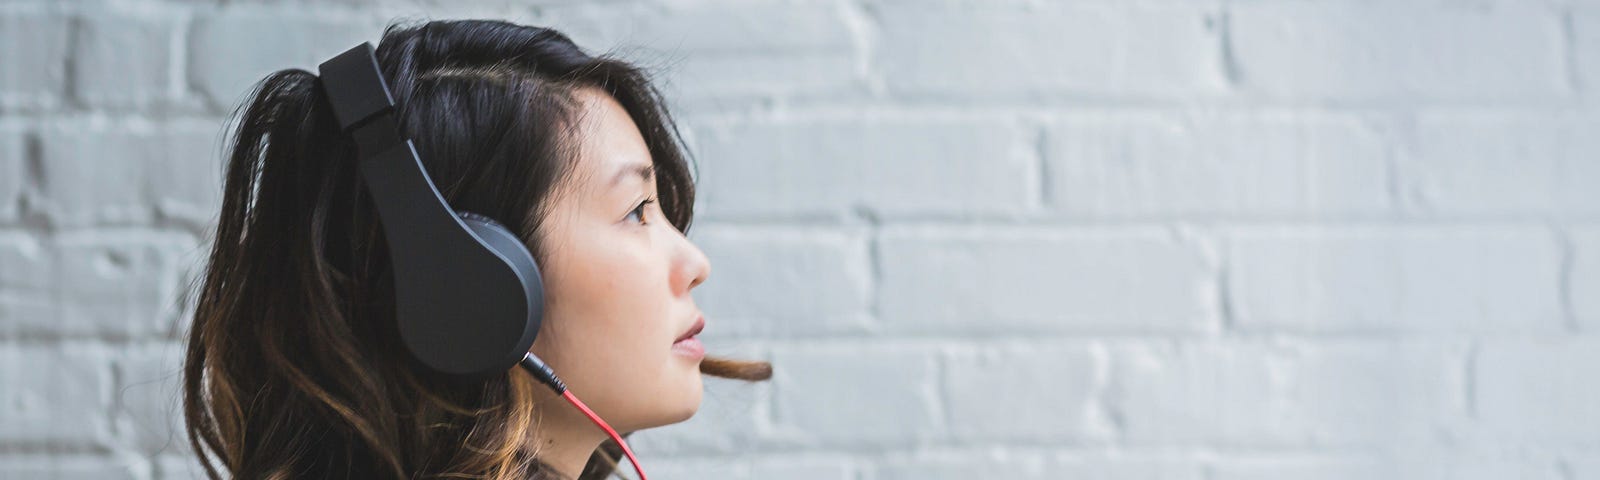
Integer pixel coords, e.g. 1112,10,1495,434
519,353,649,480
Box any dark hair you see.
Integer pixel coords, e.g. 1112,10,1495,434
182,19,771,480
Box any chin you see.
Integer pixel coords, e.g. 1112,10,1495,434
656,372,704,427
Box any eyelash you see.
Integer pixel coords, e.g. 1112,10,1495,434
626,197,656,225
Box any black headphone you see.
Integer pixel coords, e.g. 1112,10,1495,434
316,42,548,381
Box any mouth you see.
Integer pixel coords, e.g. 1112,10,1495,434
675,315,705,343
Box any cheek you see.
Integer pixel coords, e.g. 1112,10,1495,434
538,228,674,368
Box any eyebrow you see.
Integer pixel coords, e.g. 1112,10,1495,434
611,162,655,188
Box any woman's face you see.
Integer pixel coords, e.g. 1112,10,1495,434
529,85,711,432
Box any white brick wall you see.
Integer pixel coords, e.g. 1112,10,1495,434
1229,4,1567,101
2,0,1597,479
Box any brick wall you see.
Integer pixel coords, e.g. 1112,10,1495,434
2,0,1597,479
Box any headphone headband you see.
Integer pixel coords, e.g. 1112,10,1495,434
317,43,394,130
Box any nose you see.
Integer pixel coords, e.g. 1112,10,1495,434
674,230,711,295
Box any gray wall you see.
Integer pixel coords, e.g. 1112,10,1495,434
2,0,1598,479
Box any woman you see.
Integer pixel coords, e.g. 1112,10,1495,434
182,19,772,480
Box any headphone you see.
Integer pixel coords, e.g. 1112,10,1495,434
317,42,542,380
316,42,647,478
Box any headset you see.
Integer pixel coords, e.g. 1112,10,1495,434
317,42,650,480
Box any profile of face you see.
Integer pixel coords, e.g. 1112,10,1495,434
527,85,712,434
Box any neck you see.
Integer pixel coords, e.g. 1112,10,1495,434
529,390,610,480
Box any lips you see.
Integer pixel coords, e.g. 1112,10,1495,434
675,315,705,343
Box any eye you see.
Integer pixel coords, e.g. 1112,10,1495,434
625,197,656,225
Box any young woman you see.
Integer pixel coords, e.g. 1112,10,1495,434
182,19,771,480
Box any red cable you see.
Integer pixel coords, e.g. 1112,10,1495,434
561,389,649,480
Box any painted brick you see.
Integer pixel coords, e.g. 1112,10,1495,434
0,232,201,339
878,226,1215,334
73,11,180,109
875,4,1226,98
691,117,1034,219
32,121,223,227
688,226,873,338
768,343,940,446
1473,338,1600,443
0,343,113,446
1402,114,1600,215
1575,227,1600,328
0,126,23,223
1046,112,1391,217
538,3,862,104
0,11,71,110
942,343,1104,442
1227,227,1564,333
1106,339,1468,446
1231,4,1566,100
189,11,379,110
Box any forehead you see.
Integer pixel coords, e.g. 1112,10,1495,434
567,86,652,189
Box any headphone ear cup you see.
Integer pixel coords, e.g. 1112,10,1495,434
457,211,546,346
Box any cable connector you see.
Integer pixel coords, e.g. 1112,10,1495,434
516,352,650,479
519,353,567,393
